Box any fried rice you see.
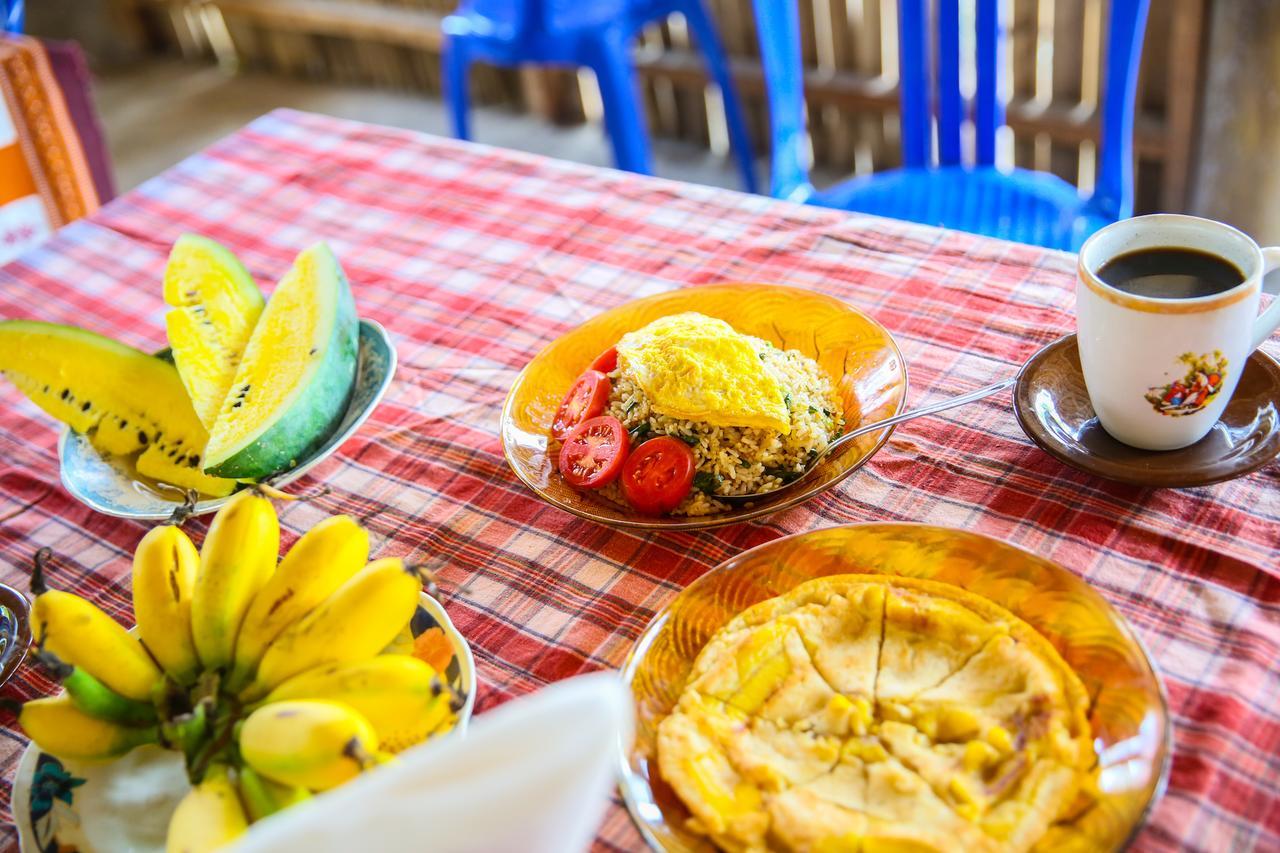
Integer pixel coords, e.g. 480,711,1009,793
601,336,845,516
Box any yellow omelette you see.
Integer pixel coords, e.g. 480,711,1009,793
615,312,791,433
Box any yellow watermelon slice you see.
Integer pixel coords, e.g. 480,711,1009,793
202,243,358,480
0,320,236,496
164,234,265,430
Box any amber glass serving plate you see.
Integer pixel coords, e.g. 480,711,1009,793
619,524,1170,851
501,284,908,530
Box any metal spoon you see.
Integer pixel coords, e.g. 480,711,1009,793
718,377,1017,507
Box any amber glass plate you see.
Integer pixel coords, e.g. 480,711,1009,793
501,284,907,530
619,524,1171,851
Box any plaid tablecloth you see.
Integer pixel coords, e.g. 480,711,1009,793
0,109,1276,852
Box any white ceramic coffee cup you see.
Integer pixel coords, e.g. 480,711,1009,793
1076,214,1280,451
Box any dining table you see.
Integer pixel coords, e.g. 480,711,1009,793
0,108,1276,853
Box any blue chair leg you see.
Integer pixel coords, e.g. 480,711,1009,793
583,31,654,175
677,0,757,193
442,36,473,141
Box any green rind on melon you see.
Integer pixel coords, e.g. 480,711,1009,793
164,234,265,430
0,320,237,497
202,243,358,480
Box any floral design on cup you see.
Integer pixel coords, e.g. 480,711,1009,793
1144,351,1229,417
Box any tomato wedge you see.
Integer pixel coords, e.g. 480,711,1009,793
620,435,696,515
558,415,629,488
551,370,611,441
589,346,618,374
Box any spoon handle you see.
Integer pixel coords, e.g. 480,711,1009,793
832,377,1017,450
720,376,1019,506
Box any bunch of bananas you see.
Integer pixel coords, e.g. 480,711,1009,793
18,489,465,852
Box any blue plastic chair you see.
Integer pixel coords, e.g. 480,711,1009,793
752,0,1150,250
3,0,23,33
442,0,758,192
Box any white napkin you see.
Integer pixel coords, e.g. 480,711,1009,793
233,672,634,853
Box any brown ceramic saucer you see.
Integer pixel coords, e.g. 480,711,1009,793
1014,334,1280,487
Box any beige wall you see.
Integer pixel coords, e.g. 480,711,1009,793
27,0,146,68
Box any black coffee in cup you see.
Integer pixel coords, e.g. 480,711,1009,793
1097,247,1244,300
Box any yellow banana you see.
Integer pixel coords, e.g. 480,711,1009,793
242,558,424,700
30,549,162,702
263,655,458,753
191,489,279,673
166,765,248,853
33,649,157,726
239,699,379,791
132,524,202,684
225,514,369,691
382,621,415,655
19,695,157,761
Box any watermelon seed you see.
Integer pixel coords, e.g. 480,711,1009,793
232,402,242,409
137,430,149,445
309,347,317,356
59,389,69,400
80,401,91,412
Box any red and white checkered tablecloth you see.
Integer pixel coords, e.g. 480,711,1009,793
0,109,1276,852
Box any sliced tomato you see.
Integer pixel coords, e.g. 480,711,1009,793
620,435,696,515
558,415,629,488
589,346,618,374
551,369,611,441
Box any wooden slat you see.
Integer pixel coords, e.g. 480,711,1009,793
631,47,1168,157
118,0,1210,214
125,0,444,49
1160,0,1206,210
1048,0,1085,184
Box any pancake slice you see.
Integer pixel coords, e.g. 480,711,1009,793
657,698,769,852
766,782,868,851
786,584,885,701
687,620,859,737
875,584,1010,709
861,752,1001,852
909,632,1091,769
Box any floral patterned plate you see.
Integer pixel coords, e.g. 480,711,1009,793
13,592,474,853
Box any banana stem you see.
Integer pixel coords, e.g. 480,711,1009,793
29,547,53,596
407,563,474,603
165,490,200,526
342,737,377,771
32,648,72,680
431,677,467,714
188,699,237,785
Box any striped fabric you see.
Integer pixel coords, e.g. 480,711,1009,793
0,109,1275,852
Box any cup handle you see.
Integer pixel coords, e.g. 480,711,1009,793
1253,247,1280,350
